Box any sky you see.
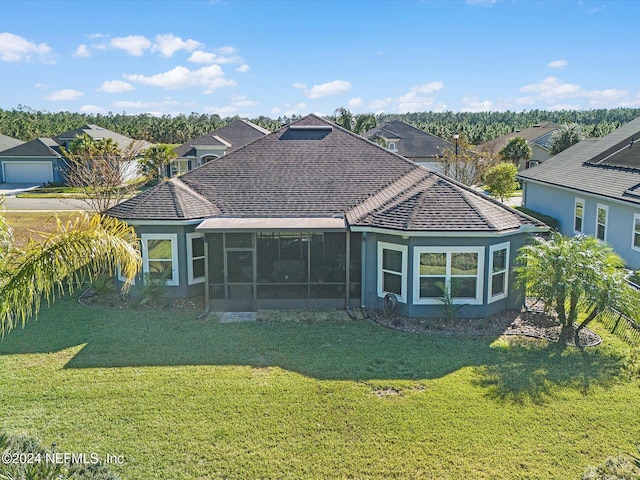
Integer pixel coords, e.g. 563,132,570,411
0,0,638,118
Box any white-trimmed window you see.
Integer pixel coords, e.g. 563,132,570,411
187,232,205,285
574,198,585,234
488,242,510,303
632,213,640,251
141,233,179,286
596,204,608,241
387,142,397,152
170,159,192,177
377,242,408,303
414,247,484,305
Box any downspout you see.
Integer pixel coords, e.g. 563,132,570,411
360,232,367,310
203,235,210,316
345,229,351,309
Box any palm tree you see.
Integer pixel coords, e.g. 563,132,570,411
0,207,141,335
549,123,584,155
498,136,532,169
515,233,638,345
139,144,177,183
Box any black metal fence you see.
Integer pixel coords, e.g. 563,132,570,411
598,307,640,346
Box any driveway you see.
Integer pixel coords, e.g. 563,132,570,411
2,196,89,211
0,184,89,211
0,183,41,196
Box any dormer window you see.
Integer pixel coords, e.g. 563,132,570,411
387,142,397,152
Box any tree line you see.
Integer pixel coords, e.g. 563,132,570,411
2,105,640,145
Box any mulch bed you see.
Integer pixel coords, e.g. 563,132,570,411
367,300,601,347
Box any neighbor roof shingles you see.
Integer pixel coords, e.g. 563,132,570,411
173,119,269,157
518,116,640,206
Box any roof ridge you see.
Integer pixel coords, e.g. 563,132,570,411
168,177,221,215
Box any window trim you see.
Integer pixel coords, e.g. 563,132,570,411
377,242,408,303
117,265,136,285
573,197,585,234
488,242,510,303
187,232,206,285
413,246,484,306
596,204,608,241
387,141,397,152
141,233,179,286
632,213,640,252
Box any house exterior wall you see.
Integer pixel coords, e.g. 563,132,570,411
116,223,206,299
523,180,640,270
360,231,533,319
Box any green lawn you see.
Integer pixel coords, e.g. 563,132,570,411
0,298,638,479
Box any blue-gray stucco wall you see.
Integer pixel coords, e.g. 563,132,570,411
523,181,640,270
117,223,205,299
360,231,534,319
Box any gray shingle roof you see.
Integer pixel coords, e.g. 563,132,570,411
0,134,24,152
53,124,150,151
479,121,559,153
347,169,543,233
518,117,640,206
363,120,453,159
106,178,220,220
0,138,62,157
173,119,269,157
108,114,543,232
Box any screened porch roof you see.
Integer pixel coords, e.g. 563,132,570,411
196,216,347,232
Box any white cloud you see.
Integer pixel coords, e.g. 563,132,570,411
293,82,307,89
461,96,494,112
153,33,201,57
187,48,242,64
217,46,237,55
306,80,351,99
347,98,363,108
466,0,497,5
520,76,633,108
412,82,444,94
124,64,236,93
80,104,108,114
112,99,180,110
369,97,392,110
236,64,250,73
548,59,568,69
520,77,582,99
74,44,91,57
0,32,53,63
110,35,152,56
98,80,135,93
188,50,217,63
34,83,48,89
369,82,444,113
44,89,84,101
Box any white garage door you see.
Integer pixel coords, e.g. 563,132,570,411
3,162,53,184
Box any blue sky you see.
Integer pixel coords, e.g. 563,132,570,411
0,0,637,118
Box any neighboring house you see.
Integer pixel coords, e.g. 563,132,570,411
0,125,150,184
363,120,453,172
0,134,24,153
170,119,270,176
478,122,560,170
107,114,547,318
518,116,640,270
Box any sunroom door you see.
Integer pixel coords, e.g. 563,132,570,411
225,248,256,311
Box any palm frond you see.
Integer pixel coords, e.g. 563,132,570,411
0,213,140,335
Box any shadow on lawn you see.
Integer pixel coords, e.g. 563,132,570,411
473,338,625,404
0,298,626,394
